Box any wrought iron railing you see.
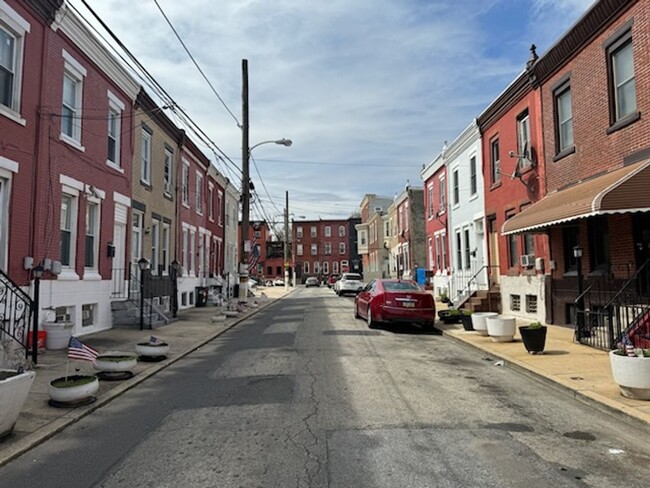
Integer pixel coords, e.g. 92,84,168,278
447,264,499,307
0,268,36,363
575,260,650,350
110,264,131,299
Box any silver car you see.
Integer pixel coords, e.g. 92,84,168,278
336,273,364,296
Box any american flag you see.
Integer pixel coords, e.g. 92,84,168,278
248,234,260,273
622,335,636,357
149,336,165,345
68,337,99,362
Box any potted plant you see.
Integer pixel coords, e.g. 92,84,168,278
486,315,517,342
94,352,138,380
438,308,461,324
135,338,170,362
460,310,473,331
519,321,547,354
471,312,497,336
609,347,650,400
48,374,99,406
0,368,36,439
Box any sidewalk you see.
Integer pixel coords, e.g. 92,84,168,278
0,285,293,467
2,291,649,467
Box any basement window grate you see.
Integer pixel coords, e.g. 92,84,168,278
526,294,538,314
510,294,521,311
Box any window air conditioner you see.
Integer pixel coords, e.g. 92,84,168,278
520,254,535,267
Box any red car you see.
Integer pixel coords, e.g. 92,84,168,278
326,274,340,288
354,279,436,331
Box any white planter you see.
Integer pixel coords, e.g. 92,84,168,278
471,312,497,336
0,370,36,439
211,315,227,323
224,310,239,318
135,342,170,357
609,351,650,400
48,375,99,403
42,321,73,350
93,353,138,373
486,315,517,342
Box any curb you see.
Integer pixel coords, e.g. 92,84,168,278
0,290,294,467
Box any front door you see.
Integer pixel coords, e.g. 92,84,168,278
112,222,127,298
633,213,650,293
488,216,500,285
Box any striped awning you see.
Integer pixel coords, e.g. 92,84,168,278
502,160,650,235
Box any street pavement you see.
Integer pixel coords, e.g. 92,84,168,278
0,286,648,469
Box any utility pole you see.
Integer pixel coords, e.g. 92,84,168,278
239,59,250,304
284,190,289,290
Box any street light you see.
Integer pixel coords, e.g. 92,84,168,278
170,260,180,318
573,245,584,339
249,139,292,152
138,258,149,330
31,264,44,365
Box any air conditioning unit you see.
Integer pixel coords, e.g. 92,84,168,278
520,254,535,267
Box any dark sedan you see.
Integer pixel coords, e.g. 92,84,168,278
354,279,436,331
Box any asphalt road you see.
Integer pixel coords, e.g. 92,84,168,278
2,287,649,487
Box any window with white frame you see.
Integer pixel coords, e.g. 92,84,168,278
469,156,477,196
182,228,189,273
428,237,433,270
339,242,345,254
162,223,170,273
60,193,77,267
441,232,448,269
311,226,317,237
217,190,223,226
555,83,573,153
182,162,189,206
333,261,339,274
360,231,366,245
107,107,120,166
208,185,214,221
311,244,317,255
0,3,29,117
131,210,143,262
324,226,331,237
140,127,152,184
463,228,471,270
190,230,196,275
517,109,531,160
0,176,9,270
490,137,500,185
296,226,303,238
455,230,462,270
439,176,446,212
314,262,320,274
339,225,345,237
452,169,459,205
323,261,329,274
434,235,441,269
163,147,173,194
427,183,434,217
325,242,331,255
195,172,203,214
151,220,159,274
61,53,86,144
341,260,349,271
385,220,390,238
608,30,636,123
82,303,95,327
297,244,303,256
304,262,309,274
84,201,99,270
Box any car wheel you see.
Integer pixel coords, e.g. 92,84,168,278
422,321,435,332
367,307,378,329
354,302,360,319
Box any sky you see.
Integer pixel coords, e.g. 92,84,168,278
68,0,596,222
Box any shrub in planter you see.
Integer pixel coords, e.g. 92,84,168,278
438,309,461,324
609,348,650,400
519,322,547,354
48,374,99,405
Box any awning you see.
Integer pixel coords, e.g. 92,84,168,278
502,160,650,235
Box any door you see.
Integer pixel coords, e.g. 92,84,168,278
112,220,127,299
488,216,500,285
633,213,650,293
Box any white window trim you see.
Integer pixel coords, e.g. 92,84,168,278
84,197,101,274
161,223,170,275
164,148,174,195
207,183,214,221
140,128,152,184
0,1,30,123
151,220,160,275
60,50,86,149
217,190,223,227
106,91,123,169
59,188,79,280
195,171,203,215
182,161,190,208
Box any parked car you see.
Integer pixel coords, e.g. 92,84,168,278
326,274,340,288
273,278,285,286
305,277,320,287
354,279,436,331
335,273,364,296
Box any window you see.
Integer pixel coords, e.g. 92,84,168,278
182,162,189,206
151,220,159,274
325,242,331,255
385,221,390,238
107,107,120,165
311,244,317,255
0,4,29,116
0,175,8,270
490,137,500,184
464,228,471,270
311,226,317,237
208,186,214,221
323,262,329,274
131,211,143,262
162,224,170,273
588,215,609,272
164,148,173,194
439,175,446,211
195,172,203,214
304,262,309,274
607,30,636,123
434,235,441,270
339,242,346,254
333,261,339,274
469,157,477,196
554,82,573,152
296,226,303,238
517,109,531,158
60,194,76,267
360,231,367,245
82,304,95,327
85,201,99,269
61,69,83,144
452,169,459,205
314,262,320,274
441,233,448,269
339,225,345,237
325,226,331,237
510,294,521,311
140,127,152,184
526,295,538,314
217,191,223,226
297,244,303,256
427,183,434,217
506,212,518,268
190,231,196,275
455,230,462,270
523,233,535,257
562,226,579,273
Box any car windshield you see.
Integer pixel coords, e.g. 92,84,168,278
344,274,362,281
383,281,420,292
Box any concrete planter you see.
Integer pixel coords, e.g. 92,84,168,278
609,350,650,400
0,369,36,439
42,321,73,350
48,375,99,404
224,310,239,318
135,342,170,358
486,315,517,342
471,312,497,336
94,353,138,373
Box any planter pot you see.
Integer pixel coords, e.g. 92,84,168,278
224,310,239,318
519,326,547,354
42,321,73,350
135,342,170,357
471,312,497,336
609,351,650,400
48,375,99,406
486,315,517,342
438,310,461,324
0,369,36,439
94,353,138,373
460,314,474,331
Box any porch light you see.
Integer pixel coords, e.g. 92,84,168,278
573,246,583,259
138,257,149,271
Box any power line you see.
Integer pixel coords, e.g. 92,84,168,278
150,0,241,128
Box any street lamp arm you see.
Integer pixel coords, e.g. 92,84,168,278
249,138,292,153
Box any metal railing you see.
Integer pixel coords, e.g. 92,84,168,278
575,260,650,350
0,268,36,363
447,264,499,308
111,264,131,299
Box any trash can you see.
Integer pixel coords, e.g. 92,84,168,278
42,321,73,350
195,286,208,307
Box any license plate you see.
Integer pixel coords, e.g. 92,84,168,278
402,302,415,308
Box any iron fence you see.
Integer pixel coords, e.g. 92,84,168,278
0,268,36,363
